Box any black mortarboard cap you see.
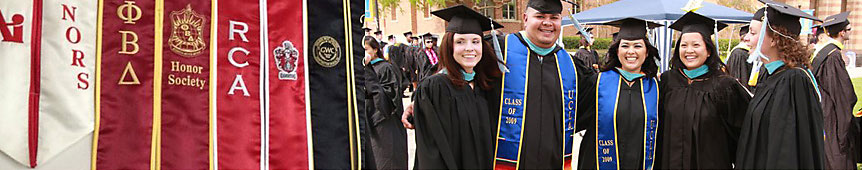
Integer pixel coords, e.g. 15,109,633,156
387,35,394,39
759,0,821,36
420,32,434,38
403,31,413,36
669,12,728,36
576,27,594,35
528,0,563,14
374,30,382,34
753,8,766,21
740,24,750,36
823,12,851,35
362,27,371,31
411,36,419,40
432,5,504,35
603,18,663,40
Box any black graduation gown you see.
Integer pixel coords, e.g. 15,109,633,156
387,44,411,91
656,69,752,169
735,65,826,169
811,43,859,170
575,70,653,170
725,47,753,91
486,33,593,169
413,74,494,170
405,46,420,83
366,61,408,169
574,47,599,71
416,47,438,82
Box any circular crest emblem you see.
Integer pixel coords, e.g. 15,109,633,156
313,36,340,68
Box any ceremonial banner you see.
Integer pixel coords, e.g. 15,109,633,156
216,0,263,169
266,0,310,169
35,0,96,168
158,0,213,169
304,0,366,169
94,0,157,169
1,0,97,168
0,1,38,167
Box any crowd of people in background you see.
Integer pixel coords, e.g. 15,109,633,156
359,0,861,169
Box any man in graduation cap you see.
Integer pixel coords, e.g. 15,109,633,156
488,0,592,169
374,30,385,46
363,27,372,36
574,27,600,70
415,33,439,84
809,11,859,170
725,24,754,91
736,1,827,169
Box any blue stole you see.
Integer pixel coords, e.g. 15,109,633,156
595,70,659,170
493,33,578,169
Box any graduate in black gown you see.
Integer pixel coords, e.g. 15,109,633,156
724,24,753,90
810,12,859,170
656,12,752,169
362,36,408,170
574,27,600,71
483,0,594,169
735,1,826,169
576,18,663,170
411,5,503,169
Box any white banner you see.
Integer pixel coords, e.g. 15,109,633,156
36,0,95,166
0,1,36,167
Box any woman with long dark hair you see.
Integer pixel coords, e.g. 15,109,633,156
410,5,503,169
735,1,826,168
363,36,408,170
576,18,663,170
656,12,752,169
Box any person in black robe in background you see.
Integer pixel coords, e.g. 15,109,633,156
411,6,504,169
735,1,826,169
724,24,754,91
574,27,600,71
362,37,408,169
576,18,663,170
810,12,859,170
416,33,439,83
656,12,752,169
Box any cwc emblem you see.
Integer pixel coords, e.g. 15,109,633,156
274,40,299,80
313,36,340,68
168,4,207,57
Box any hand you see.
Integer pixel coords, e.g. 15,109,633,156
402,103,415,129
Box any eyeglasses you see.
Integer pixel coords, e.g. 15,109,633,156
425,41,433,43
846,28,852,32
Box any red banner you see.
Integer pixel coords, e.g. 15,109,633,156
159,0,212,169
267,0,310,169
95,0,157,169
216,0,262,169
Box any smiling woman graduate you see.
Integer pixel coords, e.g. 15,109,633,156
656,11,753,170
410,5,504,169
576,17,663,170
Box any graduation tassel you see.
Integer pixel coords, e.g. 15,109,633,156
490,21,509,73
746,10,770,87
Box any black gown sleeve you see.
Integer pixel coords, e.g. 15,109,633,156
816,51,858,152
576,73,598,132
369,63,398,126
412,78,458,169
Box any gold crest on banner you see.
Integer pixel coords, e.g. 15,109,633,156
313,36,340,68
169,4,207,57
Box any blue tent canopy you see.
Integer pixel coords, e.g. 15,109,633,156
563,0,753,25
561,0,753,72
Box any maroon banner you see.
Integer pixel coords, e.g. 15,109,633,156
267,0,310,169
95,0,157,169
159,0,212,169
216,0,262,169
